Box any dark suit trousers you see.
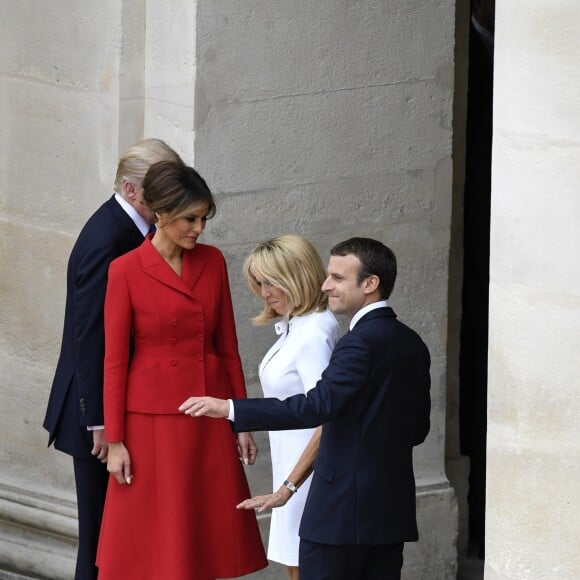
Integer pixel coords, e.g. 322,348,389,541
73,456,108,580
299,539,404,580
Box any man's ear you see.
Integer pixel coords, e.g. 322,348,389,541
123,180,137,200
363,274,380,295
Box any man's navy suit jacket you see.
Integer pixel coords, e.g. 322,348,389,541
43,196,145,457
233,307,431,546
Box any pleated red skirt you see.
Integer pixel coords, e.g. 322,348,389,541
96,413,267,579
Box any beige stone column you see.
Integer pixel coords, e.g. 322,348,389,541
486,1,580,578
0,2,152,576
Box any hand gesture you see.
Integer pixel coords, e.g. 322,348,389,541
178,396,230,418
237,487,293,513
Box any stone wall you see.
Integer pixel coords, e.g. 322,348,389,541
0,1,457,577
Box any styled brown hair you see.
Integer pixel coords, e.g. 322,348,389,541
142,160,216,222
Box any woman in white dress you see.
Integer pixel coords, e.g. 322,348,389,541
238,235,340,580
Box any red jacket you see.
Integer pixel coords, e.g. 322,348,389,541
103,237,246,441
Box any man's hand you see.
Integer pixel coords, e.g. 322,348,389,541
178,396,230,418
91,428,108,463
237,432,258,466
107,442,132,485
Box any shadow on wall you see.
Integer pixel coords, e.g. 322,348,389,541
459,0,494,563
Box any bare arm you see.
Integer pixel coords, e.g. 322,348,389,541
237,425,322,512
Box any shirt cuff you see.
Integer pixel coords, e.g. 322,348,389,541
227,399,235,422
87,425,104,431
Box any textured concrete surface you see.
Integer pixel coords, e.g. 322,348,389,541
0,1,458,577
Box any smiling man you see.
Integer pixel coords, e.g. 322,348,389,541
180,237,431,580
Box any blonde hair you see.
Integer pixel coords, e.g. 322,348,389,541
244,234,328,325
114,138,181,192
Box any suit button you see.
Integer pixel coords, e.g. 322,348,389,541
170,359,177,366
197,334,203,342
196,354,203,361
197,313,204,321
170,338,177,345
170,319,177,326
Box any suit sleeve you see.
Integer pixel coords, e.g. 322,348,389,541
103,260,132,442
233,333,369,432
72,241,117,427
413,344,431,445
213,251,247,399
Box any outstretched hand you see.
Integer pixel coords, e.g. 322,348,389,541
178,396,230,418
237,487,293,513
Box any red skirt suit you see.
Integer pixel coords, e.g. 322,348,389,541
96,237,267,579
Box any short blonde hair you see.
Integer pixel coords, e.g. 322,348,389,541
244,234,328,325
114,138,181,192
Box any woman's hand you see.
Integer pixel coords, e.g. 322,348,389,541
237,486,293,513
178,396,230,418
237,432,258,466
107,442,132,485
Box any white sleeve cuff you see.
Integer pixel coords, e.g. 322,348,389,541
227,399,235,422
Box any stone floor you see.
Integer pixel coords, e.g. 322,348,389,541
0,572,39,580
1,560,485,580
0,564,486,580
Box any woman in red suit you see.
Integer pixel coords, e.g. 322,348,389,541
96,160,267,579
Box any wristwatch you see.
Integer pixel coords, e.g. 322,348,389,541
283,479,298,494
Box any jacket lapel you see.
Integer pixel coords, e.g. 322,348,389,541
139,237,205,298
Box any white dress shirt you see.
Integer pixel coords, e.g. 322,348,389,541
349,299,389,330
114,192,151,237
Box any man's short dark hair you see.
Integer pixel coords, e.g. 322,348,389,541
330,237,397,300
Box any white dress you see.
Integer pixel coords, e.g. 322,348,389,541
259,308,340,566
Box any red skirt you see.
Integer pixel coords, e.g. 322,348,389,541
96,413,267,579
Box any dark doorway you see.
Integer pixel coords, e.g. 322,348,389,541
459,0,494,560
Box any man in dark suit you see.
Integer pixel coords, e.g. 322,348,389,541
180,237,431,580
43,139,180,579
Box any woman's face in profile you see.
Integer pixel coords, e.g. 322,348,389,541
258,280,288,316
156,204,209,250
